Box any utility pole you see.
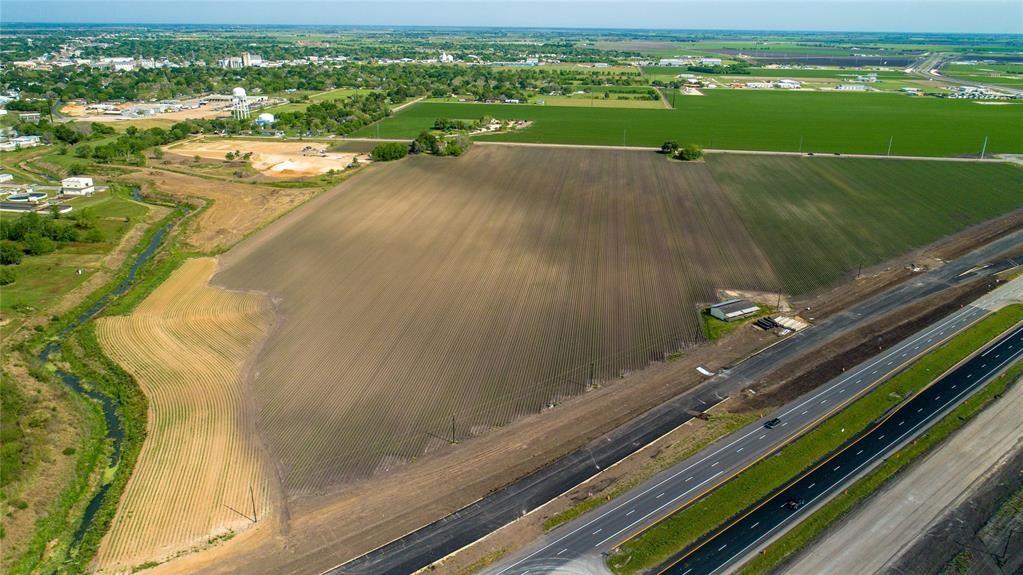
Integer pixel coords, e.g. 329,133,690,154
887,136,893,157
250,485,257,523
980,136,988,159
451,415,456,444
798,135,803,154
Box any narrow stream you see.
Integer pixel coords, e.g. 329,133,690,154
37,191,178,544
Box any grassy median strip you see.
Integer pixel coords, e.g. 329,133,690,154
737,359,1023,575
608,304,1023,575
543,412,761,532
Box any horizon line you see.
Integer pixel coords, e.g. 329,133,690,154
4,21,1023,36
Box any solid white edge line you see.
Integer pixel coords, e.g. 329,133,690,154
703,330,1023,575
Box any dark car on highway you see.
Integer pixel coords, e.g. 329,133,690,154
764,417,781,429
785,498,806,510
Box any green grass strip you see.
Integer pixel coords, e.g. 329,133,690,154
701,305,775,341
544,413,761,532
738,360,1023,575
609,304,1023,575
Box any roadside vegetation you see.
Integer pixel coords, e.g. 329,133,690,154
738,359,1023,575
1,199,185,574
608,304,1023,575
543,411,763,532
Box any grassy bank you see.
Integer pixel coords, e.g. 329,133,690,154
59,324,148,572
3,195,188,573
2,367,105,575
608,304,1023,575
737,360,1023,575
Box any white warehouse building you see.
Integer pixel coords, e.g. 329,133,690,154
61,176,96,196
709,299,760,322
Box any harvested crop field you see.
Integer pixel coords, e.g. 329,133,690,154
95,258,277,572
120,169,322,251
168,139,368,177
213,146,778,491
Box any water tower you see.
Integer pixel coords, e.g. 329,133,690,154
232,86,250,120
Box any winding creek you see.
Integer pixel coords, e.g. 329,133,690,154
37,190,179,544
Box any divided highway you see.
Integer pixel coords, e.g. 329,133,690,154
326,231,1021,575
662,323,1023,575
488,305,989,575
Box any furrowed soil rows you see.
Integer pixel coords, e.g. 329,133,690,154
213,146,778,492
95,258,277,572
706,155,1023,293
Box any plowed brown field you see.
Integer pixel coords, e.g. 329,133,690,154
95,258,278,572
213,146,778,492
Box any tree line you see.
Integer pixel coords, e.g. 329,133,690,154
4,61,644,106
0,204,108,286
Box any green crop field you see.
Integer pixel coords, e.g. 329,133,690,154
357,90,1023,156
706,155,1023,293
942,63,1023,88
528,95,664,109
593,40,864,58
641,66,913,80
747,68,913,79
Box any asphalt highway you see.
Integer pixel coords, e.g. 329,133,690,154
488,304,989,575
662,323,1023,575
326,229,1022,575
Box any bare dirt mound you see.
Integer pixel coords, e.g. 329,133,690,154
169,139,368,177
95,258,278,573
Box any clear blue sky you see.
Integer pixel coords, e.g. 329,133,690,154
3,1,1021,34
